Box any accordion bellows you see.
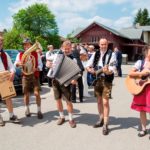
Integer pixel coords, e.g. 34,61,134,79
47,53,81,87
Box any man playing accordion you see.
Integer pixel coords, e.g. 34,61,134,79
46,40,77,128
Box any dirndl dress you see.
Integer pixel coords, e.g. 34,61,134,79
131,84,150,112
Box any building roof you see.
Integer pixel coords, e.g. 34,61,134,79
119,28,143,40
74,21,130,39
73,21,150,41
136,25,150,31
71,27,84,37
119,25,150,40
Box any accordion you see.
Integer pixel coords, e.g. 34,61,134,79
47,53,81,87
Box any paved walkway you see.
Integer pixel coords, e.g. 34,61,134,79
0,63,150,150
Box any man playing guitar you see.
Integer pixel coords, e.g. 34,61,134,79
86,38,116,135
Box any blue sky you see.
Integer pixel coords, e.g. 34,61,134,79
0,0,150,37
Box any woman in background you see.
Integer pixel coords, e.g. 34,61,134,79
80,47,91,97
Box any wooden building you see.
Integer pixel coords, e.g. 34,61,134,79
73,22,149,61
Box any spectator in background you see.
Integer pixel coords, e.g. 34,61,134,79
46,45,54,87
80,47,91,97
71,43,84,103
83,43,88,52
88,45,95,59
87,45,96,86
36,48,45,85
114,47,122,77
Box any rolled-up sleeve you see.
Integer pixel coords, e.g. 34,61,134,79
14,53,20,67
86,53,95,68
108,52,117,72
6,53,16,73
38,53,43,71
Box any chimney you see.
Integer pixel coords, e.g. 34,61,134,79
135,23,140,28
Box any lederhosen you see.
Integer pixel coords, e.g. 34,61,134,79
52,53,74,101
93,50,114,99
19,51,40,93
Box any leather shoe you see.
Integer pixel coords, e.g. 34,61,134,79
9,115,20,124
93,119,104,128
102,124,109,135
0,117,5,127
69,120,76,128
138,130,147,137
37,111,43,119
57,118,65,125
25,110,31,117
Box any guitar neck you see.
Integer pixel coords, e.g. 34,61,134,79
95,68,103,76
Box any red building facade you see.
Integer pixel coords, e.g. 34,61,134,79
75,22,146,61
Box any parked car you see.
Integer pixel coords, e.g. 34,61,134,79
4,49,22,92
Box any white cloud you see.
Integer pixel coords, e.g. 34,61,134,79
2,0,150,36
121,7,128,12
0,17,13,31
60,15,133,36
114,16,133,29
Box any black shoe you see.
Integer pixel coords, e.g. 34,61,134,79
37,111,43,119
93,119,104,128
9,115,20,124
0,117,5,127
72,100,76,103
138,130,147,137
80,99,83,103
25,110,31,117
102,124,109,135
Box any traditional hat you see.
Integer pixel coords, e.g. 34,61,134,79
22,38,32,44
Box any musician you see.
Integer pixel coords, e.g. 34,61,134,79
0,36,20,126
14,38,43,119
47,40,77,128
129,46,150,139
86,38,116,135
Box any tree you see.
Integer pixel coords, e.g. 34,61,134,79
134,9,142,25
4,3,61,49
142,8,150,25
3,28,22,49
66,31,80,43
134,8,150,26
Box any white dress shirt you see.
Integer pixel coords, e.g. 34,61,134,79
0,52,16,72
14,52,43,71
86,50,117,72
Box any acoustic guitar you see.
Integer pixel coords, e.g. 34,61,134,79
87,62,115,86
125,75,150,95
